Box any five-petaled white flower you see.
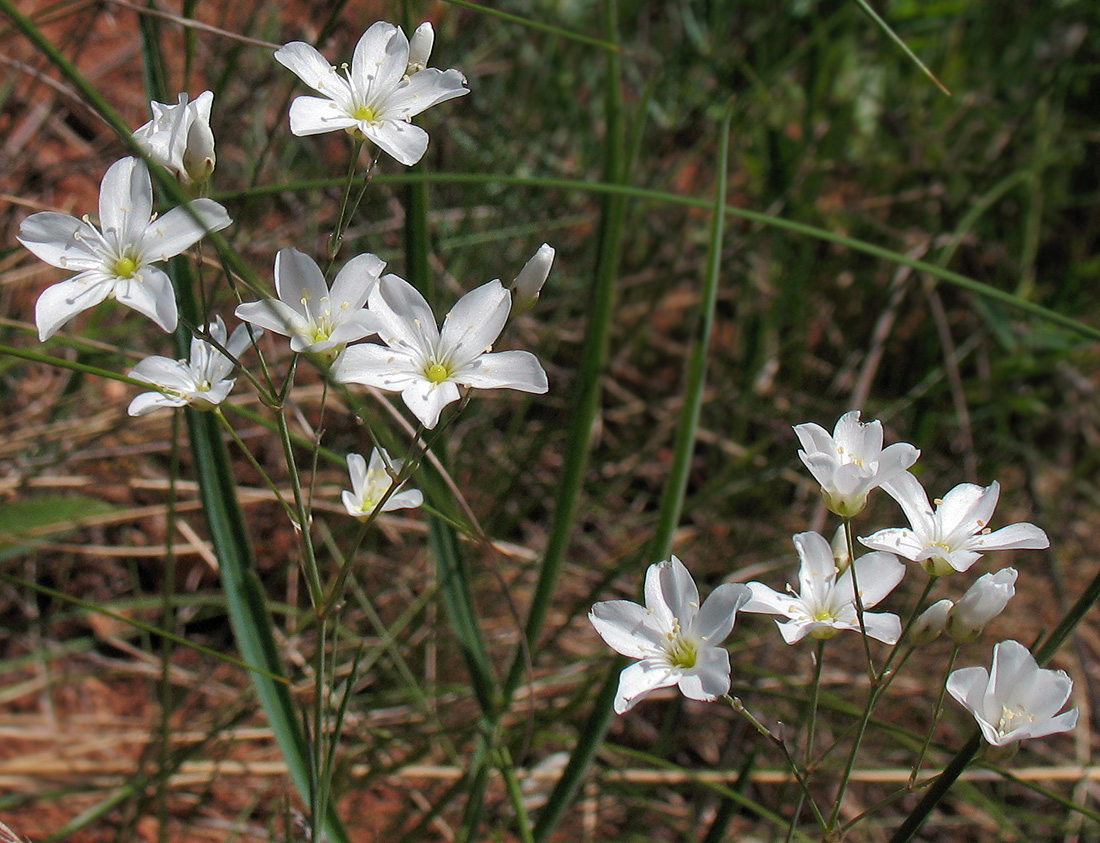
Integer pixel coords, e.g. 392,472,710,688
947,639,1078,747
589,556,751,714
860,472,1048,576
133,91,217,186
274,21,469,166
18,157,231,340
235,248,384,355
127,316,256,416
342,447,423,517
794,411,920,517
742,531,906,645
332,273,548,429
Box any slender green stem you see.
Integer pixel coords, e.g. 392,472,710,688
843,518,876,679
722,695,828,833
214,408,297,522
327,138,366,264
828,678,883,831
275,407,324,610
880,575,938,678
910,644,959,787
851,0,950,95
805,640,826,770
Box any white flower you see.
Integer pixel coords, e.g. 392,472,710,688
946,639,1078,746
945,568,1017,643
235,248,384,355
508,243,555,317
589,556,751,714
274,21,469,166
127,316,256,415
860,472,1049,576
909,598,953,645
133,91,216,185
332,273,548,429
18,157,231,340
742,531,906,645
342,448,423,516
794,411,919,517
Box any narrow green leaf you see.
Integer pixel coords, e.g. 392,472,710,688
852,0,950,95
438,0,621,52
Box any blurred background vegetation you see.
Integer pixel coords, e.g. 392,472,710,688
0,0,1098,839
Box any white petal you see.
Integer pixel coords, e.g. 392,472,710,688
589,600,665,659
881,471,936,540
440,280,510,369
128,391,187,416
379,68,469,119
140,199,231,261
657,556,700,626
113,266,178,332
346,452,368,495
351,21,406,102
17,212,101,270
288,96,358,135
794,531,836,609
741,582,797,617
99,157,152,246
129,355,193,390
859,611,902,645
677,646,730,702
332,342,421,390
968,522,1049,552
400,379,459,428
837,551,906,609
614,660,678,714
859,527,927,563
382,488,423,511
776,618,813,644
937,482,998,547
35,273,113,340
455,350,548,393
363,119,430,166
330,252,386,311
370,274,439,356
275,42,351,101
793,421,835,458
274,247,329,315
692,583,750,644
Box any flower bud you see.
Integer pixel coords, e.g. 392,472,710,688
830,524,850,571
183,114,216,185
509,243,555,316
909,598,953,645
946,568,1017,643
407,22,434,74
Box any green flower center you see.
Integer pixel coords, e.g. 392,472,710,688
113,256,138,278
813,609,835,621
352,105,378,122
425,363,450,384
665,634,698,669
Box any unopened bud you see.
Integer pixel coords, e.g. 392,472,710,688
509,243,554,316
831,524,850,572
407,22,434,74
183,115,216,185
946,568,1017,643
910,599,953,645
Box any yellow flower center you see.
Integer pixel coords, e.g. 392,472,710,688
425,363,450,384
352,105,377,122
814,609,834,621
114,256,138,278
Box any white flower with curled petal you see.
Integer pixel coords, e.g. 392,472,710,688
18,157,231,340
589,556,751,714
947,640,1078,746
794,411,919,517
342,448,423,517
332,273,548,429
274,21,469,166
133,91,216,186
127,316,256,415
860,472,1049,576
742,531,906,645
235,248,384,355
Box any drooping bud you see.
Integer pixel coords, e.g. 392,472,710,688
910,598,953,645
407,22,434,74
946,568,1017,643
509,243,555,316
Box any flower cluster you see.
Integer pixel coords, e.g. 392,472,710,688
590,410,1075,751
17,19,550,523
